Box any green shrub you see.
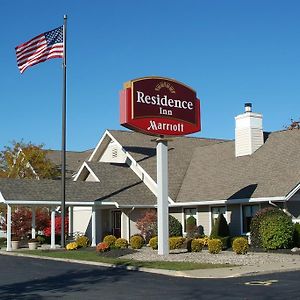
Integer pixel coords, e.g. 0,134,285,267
208,239,222,254
250,207,279,248
232,237,249,255
130,235,144,249
210,214,229,238
76,235,89,248
169,215,183,237
169,237,185,250
36,235,46,245
191,239,204,252
260,212,294,250
219,236,230,250
149,236,158,250
293,223,300,247
115,238,128,249
103,235,117,247
230,236,246,247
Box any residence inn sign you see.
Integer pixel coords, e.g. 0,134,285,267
120,77,201,136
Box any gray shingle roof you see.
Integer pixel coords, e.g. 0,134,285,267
86,162,156,205
0,178,102,202
177,129,300,201
108,130,225,200
1,129,300,206
46,149,93,179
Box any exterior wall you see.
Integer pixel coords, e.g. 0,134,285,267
129,208,148,237
227,204,241,236
169,207,182,225
197,206,210,236
287,191,300,219
99,141,127,163
86,173,98,182
73,206,92,235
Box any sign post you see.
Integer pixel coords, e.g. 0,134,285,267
156,138,169,255
120,77,201,255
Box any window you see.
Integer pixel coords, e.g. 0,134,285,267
242,205,259,233
211,206,226,225
183,208,197,232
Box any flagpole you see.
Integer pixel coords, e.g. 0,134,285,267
61,14,67,248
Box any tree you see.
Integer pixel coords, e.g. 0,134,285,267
0,207,50,239
136,210,182,242
0,141,59,179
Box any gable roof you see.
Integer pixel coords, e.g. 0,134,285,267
107,130,225,200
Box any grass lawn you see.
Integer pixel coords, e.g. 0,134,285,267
20,248,236,271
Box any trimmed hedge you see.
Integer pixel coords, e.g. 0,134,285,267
191,239,204,252
232,237,248,255
169,237,185,250
103,235,117,247
130,235,144,249
208,239,222,254
149,236,158,250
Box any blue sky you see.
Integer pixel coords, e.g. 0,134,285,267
1,1,300,151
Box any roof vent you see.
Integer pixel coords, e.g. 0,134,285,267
112,147,118,159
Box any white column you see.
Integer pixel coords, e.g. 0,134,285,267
121,211,129,241
157,139,169,255
6,204,12,252
51,208,56,249
91,206,96,247
31,207,36,239
68,206,73,236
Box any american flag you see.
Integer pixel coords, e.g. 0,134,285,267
15,26,64,74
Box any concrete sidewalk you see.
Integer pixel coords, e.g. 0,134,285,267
1,249,300,279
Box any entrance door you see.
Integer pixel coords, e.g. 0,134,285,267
112,211,121,238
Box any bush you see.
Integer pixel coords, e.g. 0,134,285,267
135,209,157,242
230,236,246,247
130,235,143,249
260,212,294,250
208,239,222,254
66,242,78,250
250,207,279,248
169,237,185,250
36,235,46,245
115,238,128,249
191,239,204,252
219,236,230,250
136,211,182,241
130,234,145,245
232,237,249,254
76,235,89,248
103,235,117,247
210,214,229,238
169,215,183,237
96,242,110,252
149,236,158,250
293,223,300,247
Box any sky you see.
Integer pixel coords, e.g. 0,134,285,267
1,1,300,151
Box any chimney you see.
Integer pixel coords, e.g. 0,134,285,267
235,103,264,157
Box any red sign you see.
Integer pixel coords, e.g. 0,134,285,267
120,77,201,136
